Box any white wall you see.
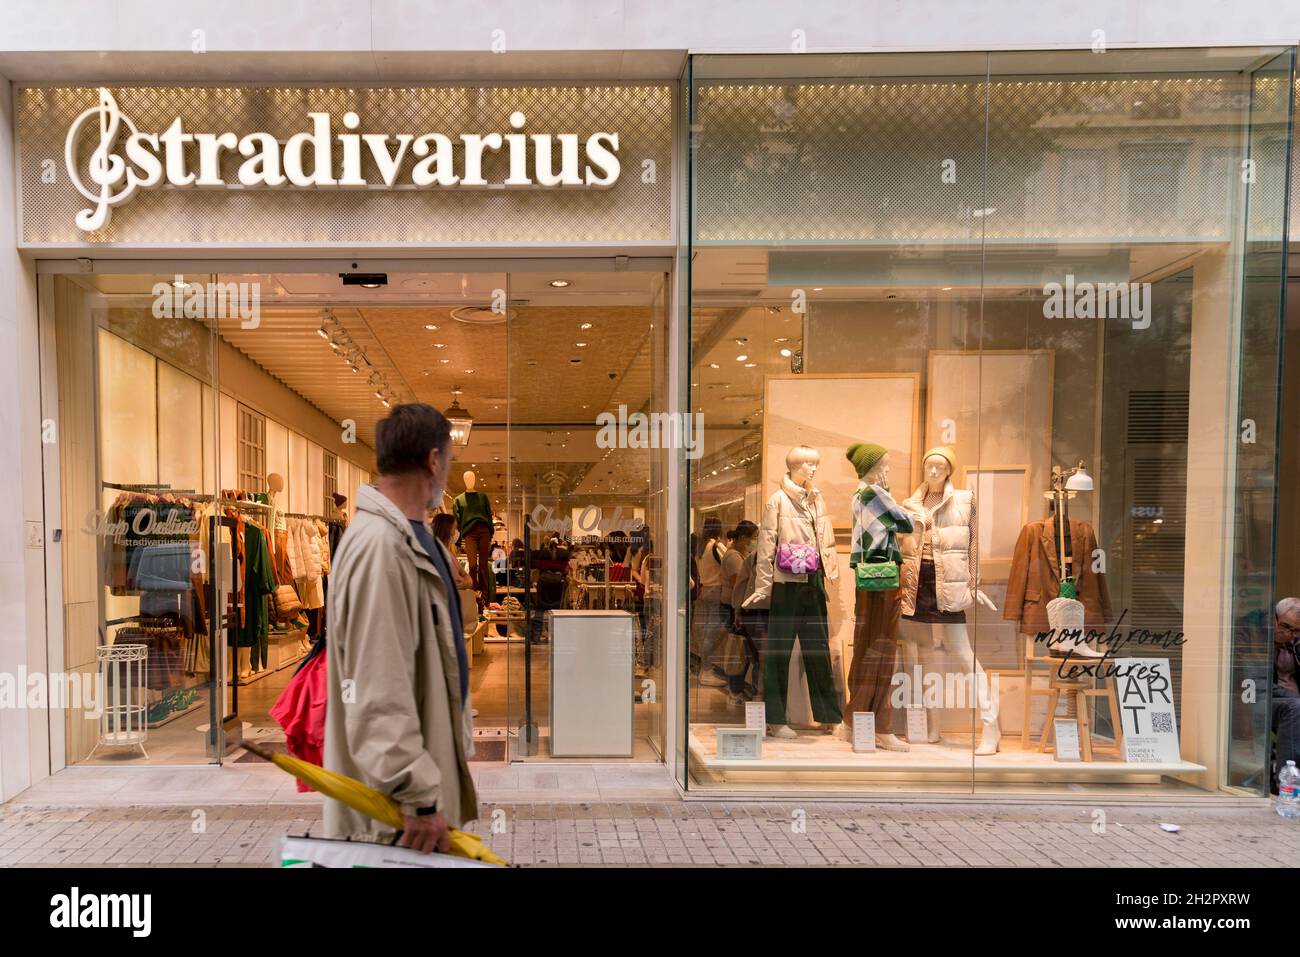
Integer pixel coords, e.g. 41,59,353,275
0,80,45,801
0,1,1296,60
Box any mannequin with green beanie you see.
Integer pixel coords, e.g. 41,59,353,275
842,442,914,752
742,445,842,738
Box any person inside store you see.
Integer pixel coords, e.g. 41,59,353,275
322,402,476,853
433,513,480,636
689,516,728,686
491,539,508,586
1274,597,1300,792
530,536,570,640
720,520,760,703
507,537,527,587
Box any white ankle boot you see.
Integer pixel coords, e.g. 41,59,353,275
975,721,1001,755
926,708,942,743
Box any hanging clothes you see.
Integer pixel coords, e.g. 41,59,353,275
236,521,277,671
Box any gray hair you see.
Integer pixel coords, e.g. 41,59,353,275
1276,597,1300,619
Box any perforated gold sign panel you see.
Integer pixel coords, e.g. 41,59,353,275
692,76,1289,244
20,85,673,245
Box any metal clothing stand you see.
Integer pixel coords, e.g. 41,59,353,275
517,515,539,756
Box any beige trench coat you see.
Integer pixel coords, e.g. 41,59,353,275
323,484,477,840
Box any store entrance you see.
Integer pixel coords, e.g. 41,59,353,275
46,262,670,770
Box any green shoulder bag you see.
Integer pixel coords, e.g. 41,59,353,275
855,560,899,591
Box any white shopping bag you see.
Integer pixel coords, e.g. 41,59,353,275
280,835,497,869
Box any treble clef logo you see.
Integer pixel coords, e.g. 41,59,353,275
64,88,140,231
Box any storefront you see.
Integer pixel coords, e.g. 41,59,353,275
5,41,1297,802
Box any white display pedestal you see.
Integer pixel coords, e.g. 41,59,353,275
92,643,149,758
547,610,634,757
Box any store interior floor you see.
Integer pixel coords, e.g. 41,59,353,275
82,631,663,767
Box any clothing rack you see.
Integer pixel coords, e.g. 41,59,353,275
104,481,189,492
219,497,272,510
284,511,326,521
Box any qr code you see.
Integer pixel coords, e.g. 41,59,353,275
1151,712,1174,734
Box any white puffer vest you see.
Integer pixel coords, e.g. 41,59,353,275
899,482,974,616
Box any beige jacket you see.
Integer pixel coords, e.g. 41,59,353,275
898,481,977,616
324,484,477,840
315,519,331,575
750,474,838,603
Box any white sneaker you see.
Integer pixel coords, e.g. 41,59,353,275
767,724,797,740
876,733,910,752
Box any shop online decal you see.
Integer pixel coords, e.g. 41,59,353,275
64,87,622,231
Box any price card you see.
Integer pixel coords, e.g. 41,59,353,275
717,727,762,760
905,706,929,744
852,712,876,753
1053,719,1081,762
745,701,767,732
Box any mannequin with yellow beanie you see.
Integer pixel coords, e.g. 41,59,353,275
897,446,1002,755
841,441,914,752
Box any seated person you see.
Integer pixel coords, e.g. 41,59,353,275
1274,597,1300,792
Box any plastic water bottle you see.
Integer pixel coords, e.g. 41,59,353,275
1277,761,1300,819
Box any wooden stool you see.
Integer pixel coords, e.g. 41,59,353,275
1038,672,1123,761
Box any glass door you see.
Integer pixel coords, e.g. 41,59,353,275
504,268,670,762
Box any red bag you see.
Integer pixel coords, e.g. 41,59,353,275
270,650,327,792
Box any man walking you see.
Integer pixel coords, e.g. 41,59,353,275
324,403,476,851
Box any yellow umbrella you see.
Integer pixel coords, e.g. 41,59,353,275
243,740,506,866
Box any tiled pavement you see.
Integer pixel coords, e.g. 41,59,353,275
2,799,1298,867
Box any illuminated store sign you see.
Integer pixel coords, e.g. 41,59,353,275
65,88,622,231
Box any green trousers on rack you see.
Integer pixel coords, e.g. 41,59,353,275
762,578,842,726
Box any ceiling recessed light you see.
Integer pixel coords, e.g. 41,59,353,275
549,279,571,288
941,286,953,291
708,362,720,369
813,287,823,291
433,343,446,349
579,322,593,330
780,348,792,358
575,342,588,348
774,337,791,343
736,354,748,362
744,362,757,368
464,369,476,374
439,358,450,364
424,323,438,331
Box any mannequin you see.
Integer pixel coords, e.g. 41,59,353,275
841,443,914,752
743,446,841,739
898,447,1002,755
453,470,495,608
265,472,292,581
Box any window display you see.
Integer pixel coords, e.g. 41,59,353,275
685,47,1293,796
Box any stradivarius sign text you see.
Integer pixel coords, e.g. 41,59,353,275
65,88,622,232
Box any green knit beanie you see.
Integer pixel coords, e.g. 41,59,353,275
846,442,887,478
